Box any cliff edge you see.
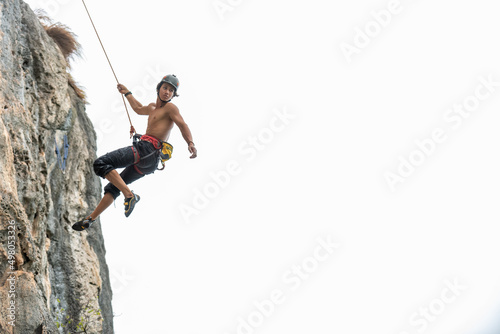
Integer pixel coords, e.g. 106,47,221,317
0,0,113,333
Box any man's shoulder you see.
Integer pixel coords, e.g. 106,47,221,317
150,102,178,116
163,102,179,113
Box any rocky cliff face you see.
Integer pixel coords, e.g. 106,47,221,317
0,0,113,333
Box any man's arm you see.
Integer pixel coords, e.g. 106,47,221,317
168,104,197,159
117,84,154,115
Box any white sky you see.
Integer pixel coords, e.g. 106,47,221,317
23,0,500,333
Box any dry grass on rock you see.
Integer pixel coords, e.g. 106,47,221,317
36,9,86,102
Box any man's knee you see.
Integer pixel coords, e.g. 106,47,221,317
93,156,113,178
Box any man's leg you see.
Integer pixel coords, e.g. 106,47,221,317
73,168,143,230
74,146,134,228
86,164,144,220
100,165,145,217
88,192,114,220
104,170,133,199
92,146,139,215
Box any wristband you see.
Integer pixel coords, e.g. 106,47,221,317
124,91,132,97
188,141,195,146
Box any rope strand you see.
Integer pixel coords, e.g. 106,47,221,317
81,0,135,137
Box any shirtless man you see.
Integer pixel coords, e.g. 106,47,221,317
72,74,197,231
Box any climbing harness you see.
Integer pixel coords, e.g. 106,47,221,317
54,134,69,173
81,0,136,138
132,134,173,171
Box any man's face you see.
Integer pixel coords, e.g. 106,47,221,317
160,83,175,101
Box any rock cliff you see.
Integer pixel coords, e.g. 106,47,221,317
0,0,113,333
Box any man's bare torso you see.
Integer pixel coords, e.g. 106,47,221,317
145,102,175,141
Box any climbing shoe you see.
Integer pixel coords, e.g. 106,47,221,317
124,192,140,217
72,216,95,231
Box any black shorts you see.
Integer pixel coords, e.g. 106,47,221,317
93,141,159,199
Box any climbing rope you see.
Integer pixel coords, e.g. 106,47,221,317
81,0,136,138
